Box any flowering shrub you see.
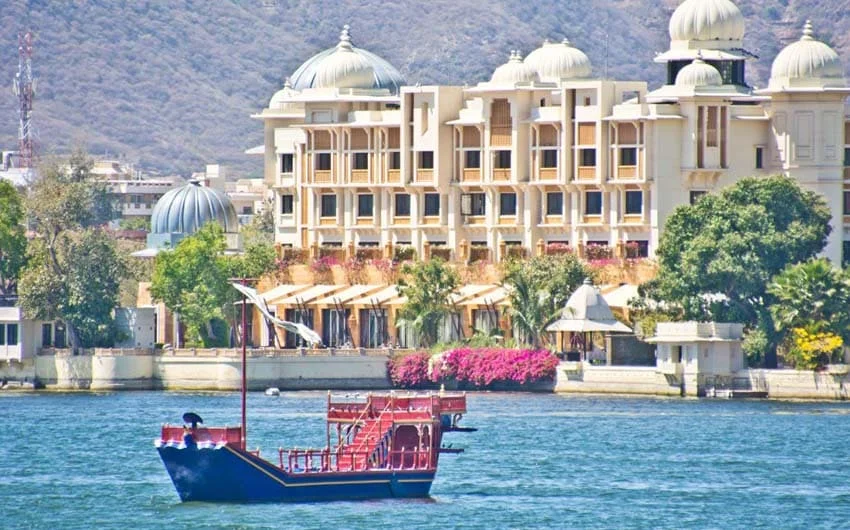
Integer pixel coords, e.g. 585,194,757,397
342,256,366,282
371,258,398,282
545,242,572,256
310,255,339,274
394,245,416,262
585,244,613,261
788,327,843,370
387,351,433,389
430,347,559,387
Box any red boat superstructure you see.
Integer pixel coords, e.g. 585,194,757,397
156,391,472,502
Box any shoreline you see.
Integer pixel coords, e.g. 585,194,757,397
2,355,849,401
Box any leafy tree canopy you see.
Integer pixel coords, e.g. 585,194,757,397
150,223,277,346
397,258,460,347
0,180,27,300
650,175,831,366
18,150,127,348
502,253,591,347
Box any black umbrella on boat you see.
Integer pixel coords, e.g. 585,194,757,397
183,412,203,429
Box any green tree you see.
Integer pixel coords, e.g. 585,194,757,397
18,153,126,348
150,223,230,346
502,253,591,347
768,258,850,342
652,176,831,367
0,181,27,301
397,258,460,347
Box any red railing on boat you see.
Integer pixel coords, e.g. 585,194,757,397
160,425,242,446
279,447,433,474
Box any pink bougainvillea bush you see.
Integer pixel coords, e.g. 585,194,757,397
387,351,433,389
431,347,559,388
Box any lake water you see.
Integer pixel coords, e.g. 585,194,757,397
1,391,849,529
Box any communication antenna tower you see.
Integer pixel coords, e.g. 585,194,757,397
12,31,37,173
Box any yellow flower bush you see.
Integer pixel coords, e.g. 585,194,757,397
789,328,843,370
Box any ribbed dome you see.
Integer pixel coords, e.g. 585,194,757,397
150,181,239,235
491,51,539,84
676,56,723,86
290,25,405,94
669,0,745,42
524,38,592,81
769,21,845,87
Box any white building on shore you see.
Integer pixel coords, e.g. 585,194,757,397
254,0,850,263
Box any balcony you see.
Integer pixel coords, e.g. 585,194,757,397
469,246,490,263
422,216,441,226
615,165,638,179
492,168,511,182
537,168,558,181
393,216,411,226
278,213,295,226
465,215,486,226
277,172,295,188
542,214,564,225
355,217,375,227
314,170,333,184
498,215,517,226
844,167,850,180
581,214,603,224
461,168,481,182
577,166,596,181
622,214,644,225
319,217,337,226
350,170,370,184
387,169,401,184
414,169,433,183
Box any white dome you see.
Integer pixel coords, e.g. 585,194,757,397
669,0,745,42
524,38,592,82
675,56,723,86
268,78,300,108
491,51,539,84
312,26,376,90
769,21,845,87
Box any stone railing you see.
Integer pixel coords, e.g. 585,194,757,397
39,348,156,356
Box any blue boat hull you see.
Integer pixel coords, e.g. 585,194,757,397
157,444,435,503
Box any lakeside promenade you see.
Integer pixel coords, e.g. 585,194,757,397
2,347,849,400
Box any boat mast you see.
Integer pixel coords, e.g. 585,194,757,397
241,285,247,451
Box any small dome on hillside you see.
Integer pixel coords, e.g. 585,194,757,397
669,0,745,42
524,38,592,82
289,25,405,94
675,55,723,86
150,181,239,236
491,51,539,84
769,21,845,89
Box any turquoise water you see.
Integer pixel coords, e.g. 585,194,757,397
2,391,849,529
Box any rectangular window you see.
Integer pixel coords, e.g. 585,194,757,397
585,191,602,215
280,153,294,173
55,323,66,348
358,194,374,217
0,324,4,346
689,190,707,205
755,146,764,169
465,150,480,168
620,147,637,166
844,147,850,167
418,151,434,169
42,323,52,347
320,194,337,217
706,106,718,147
546,192,563,215
499,193,517,216
494,150,511,169
542,149,558,168
630,240,649,258
389,151,401,170
625,190,643,215
352,152,369,170
280,194,294,215
395,193,411,217
315,153,331,171
844,191,850,216
580,148,596,167
844,241,850,268
424,193,440,216
470,193,486,216
6,323,18,346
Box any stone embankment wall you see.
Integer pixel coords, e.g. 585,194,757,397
555,362,850,400
29,348,391,391
556,364,682,396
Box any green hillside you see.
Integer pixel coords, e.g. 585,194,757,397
0,0,847,177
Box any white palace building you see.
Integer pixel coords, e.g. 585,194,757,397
254,0,850,264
